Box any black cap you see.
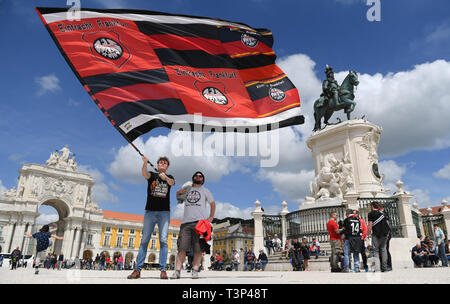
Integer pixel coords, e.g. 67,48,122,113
192,171,205,185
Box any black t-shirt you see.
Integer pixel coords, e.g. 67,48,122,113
368,210,390,237
145,171,174,211
343,216,362,239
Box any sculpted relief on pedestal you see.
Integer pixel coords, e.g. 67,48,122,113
307,152,355,202
357,127,384,181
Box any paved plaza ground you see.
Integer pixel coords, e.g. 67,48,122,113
0,266,448,284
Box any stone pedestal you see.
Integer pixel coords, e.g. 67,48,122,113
279,201,289,247
306,119,386,198
251,200,265,254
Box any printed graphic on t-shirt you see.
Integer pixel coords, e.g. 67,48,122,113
150,179,169,198
186,190,201,205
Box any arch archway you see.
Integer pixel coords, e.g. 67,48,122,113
125,252,134,263
148,253,156,263
83,250,93,260
36,199,71,255
101,251,110,258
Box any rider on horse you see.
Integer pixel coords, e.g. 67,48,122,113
322,65,340,108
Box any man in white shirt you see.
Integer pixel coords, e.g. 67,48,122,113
231,249,240,271
171,171,216,279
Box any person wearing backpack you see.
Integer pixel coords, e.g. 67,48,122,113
367,201,390,272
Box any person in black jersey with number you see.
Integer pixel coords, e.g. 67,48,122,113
342,209,363,272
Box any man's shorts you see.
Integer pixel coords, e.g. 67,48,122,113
177,221,201,253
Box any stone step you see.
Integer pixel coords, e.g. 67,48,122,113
264,257,331,271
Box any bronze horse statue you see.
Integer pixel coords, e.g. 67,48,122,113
313,70,359,131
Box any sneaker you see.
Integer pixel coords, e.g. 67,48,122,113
160,270,168,280
364,267,368,272
342,269,350,273
127,269,141,279
170,270,181,280
192,269,199,279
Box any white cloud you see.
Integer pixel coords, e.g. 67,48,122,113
35,213,59,225
378,160,407,185
78,165,119,205
172,201,264,220
108,134,244,185
35,74,61,96
409,189,432,207
433,163,450,179
344,60,450,156
110,55,450,209
257,169,315,204
0,180,6,195
425,20,450,43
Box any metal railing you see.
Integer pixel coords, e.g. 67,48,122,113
357,197,403,238
422,214,447,242
262,215,282,239
411,211,421,238
280,197,404,242
285,205,346,242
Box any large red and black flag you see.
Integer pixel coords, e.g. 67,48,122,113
36,7,304,143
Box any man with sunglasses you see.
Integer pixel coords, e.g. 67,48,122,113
171,171,216,279
128,156,175,280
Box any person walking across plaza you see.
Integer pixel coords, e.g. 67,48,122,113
25,225,63,274
367,201,390,272
171,171,215,279
327,212,343,272
127,156,175,280
10,247,21,270
434,224,448,267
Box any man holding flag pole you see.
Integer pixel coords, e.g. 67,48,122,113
127,155,175,280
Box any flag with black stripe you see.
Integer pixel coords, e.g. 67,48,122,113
36,7,304,142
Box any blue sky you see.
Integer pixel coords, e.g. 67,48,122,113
1,0,450,223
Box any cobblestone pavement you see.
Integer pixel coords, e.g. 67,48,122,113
0,266,448,284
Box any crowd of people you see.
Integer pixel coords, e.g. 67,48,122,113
4,151,449,278
411,226,449,268
323,202,394,273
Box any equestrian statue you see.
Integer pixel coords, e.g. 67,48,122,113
313,65,359,131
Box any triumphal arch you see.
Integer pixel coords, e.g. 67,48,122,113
0,146,104,258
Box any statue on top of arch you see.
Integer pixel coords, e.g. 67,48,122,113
46,145,78,172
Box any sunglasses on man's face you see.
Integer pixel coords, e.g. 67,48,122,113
194,175,203,178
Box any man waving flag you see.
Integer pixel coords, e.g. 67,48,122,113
36,7,304,144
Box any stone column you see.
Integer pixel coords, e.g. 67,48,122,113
72,227,82,259
10,222,26,252
251,200,265,254
392,181,416,239
3,223,15,253
279,201,289,247
62,224,75,259
23,224,34,255
78,229,88,258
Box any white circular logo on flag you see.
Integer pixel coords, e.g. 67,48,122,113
186,190,201,204
269,88,286,102
93,37,123,60
241,33,258,48
202,87,228,105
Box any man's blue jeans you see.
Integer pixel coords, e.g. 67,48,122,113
438,242,449,266
135,210,170,271
259,260,268,270
344,239,360,271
